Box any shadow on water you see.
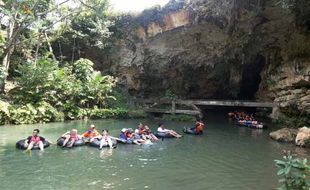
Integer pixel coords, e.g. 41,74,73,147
0,116,309,190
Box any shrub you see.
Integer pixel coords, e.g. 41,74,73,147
275,115,310,128
128,109,148,118
89,108,128,119
162,114,196,122
72,58,94,82
275,151,310,190
2,57,127,125
0,100,11,125
9,102,64,124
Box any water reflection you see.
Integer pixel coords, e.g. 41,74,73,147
100,148,113,159
0,118,309,190
250,128,263,138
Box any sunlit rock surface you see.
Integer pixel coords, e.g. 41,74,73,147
55,0,310,119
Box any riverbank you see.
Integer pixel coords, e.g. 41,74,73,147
1,117,309,190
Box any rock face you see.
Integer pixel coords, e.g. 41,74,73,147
296,127,310,147
270,128,298,142
55,0,310,120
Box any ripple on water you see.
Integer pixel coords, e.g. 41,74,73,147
0,118,308,190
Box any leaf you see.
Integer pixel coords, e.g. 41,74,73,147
277,168,286,176
285,165,292,175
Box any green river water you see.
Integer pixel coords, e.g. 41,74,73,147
0,115,309,190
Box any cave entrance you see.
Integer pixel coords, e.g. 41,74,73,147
239,54,266,100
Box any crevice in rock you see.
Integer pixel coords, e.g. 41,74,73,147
239,54,266,100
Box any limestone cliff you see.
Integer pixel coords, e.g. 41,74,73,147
58,0,310,121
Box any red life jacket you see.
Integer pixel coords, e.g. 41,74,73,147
195,122,204,133
30,136,41,144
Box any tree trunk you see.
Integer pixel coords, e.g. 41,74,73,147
34,37,41,67
44,31,56,61
0,18,16,94
58,40,63,62
71,37,76,63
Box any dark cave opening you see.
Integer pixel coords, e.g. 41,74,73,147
239,54,266,100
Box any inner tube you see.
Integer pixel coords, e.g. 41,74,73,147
88,138,117,148
16,139,50,150
183,127,203,135
154,132,174,138
57,137,85,147
117,138,134,144
236,121,265,129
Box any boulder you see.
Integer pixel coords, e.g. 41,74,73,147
295,127,310,147
269,128,298,142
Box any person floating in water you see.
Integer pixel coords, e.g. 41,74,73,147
144,125,159,141
193,120,205,134
24,129,46,152
134,123,158,141
98,129,115,149
157,123,182,138
81,124,100,142
61,129,81,148
135,123,148,140
119,128,146,145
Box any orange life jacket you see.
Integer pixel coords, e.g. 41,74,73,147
195,122,204,133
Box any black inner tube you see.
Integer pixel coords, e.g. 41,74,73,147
183,128,202,135
154,132,174,138
16,139,50,150
89,138,117,147
56,137,85,147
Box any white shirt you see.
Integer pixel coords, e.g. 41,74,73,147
157,127,170,133
134,129,139,134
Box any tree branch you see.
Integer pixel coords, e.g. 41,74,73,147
36,0,71,16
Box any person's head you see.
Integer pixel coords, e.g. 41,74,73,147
138,123,144,128
121,128,127,133
102,129,109,136
71,129,78,135
33,129,40,136
145,125,149,130
158,123,164,128
89,124,96,130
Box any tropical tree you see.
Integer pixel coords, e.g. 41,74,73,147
0,0,113,93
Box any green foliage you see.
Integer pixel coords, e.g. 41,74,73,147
128,110,148,118
89,107,128,119
275,151,310,190
0,66,7,90
10,58,116,108
275,115,310,128
164,89,177,100
0,100,11,125
70,0,113,48
275,104,310,128
72,58,94,82
106,88,129,109
11,58,58,104
79,73,116,108
53,0,114,62
0,31,4,57
0,57,123,125
64,107,129,120
162,114,196,122
9,102,63,125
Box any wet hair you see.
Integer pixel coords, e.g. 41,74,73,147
102,129,109,133
158,123,163,127
33,129,40,133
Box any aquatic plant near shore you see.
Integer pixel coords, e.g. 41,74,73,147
275,151,310,190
